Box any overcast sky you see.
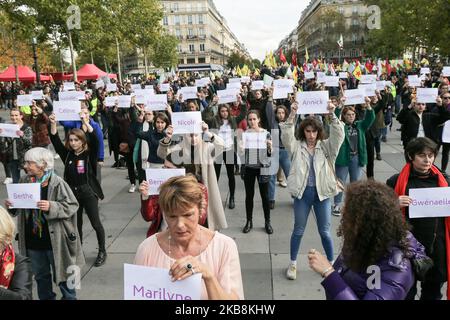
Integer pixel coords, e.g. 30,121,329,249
213,0,309,61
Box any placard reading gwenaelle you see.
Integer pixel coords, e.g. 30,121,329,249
409,187,450,218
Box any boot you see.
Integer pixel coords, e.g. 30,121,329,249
228,196,235,209
243,220,253,234
269,200,275,210
94,250,107,267
265,221,273,235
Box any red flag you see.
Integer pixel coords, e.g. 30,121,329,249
292,50,298,67
303,63,309,72
312,59,318,69
279,48,287,64
365,59,373,73
385,59,392,75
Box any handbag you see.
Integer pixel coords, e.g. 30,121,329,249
411,256,434,282
323,148,345,193
119,142,130,154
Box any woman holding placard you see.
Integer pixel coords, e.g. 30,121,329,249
48,113,107,267
134,175,244,300
332,99,375,216
387,138,450,300
210,99,247,210
239,110,273,234
0,108,33,183
280,101,344,281
4,147,84,300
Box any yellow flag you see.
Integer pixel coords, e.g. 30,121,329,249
242,64,249,76
254,68,260,76
353,64,362,80
305,47,309,63
236,65,242,77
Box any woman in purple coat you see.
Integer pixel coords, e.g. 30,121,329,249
308,180,430,300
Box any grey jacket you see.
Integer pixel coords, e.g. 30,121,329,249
10,173,85,284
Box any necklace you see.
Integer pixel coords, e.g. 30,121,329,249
167,227,203,267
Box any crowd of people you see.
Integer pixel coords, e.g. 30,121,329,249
0,61,449,300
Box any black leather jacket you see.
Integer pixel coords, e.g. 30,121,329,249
0,254,33,300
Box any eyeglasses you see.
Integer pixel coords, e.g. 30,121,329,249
443,97,450,100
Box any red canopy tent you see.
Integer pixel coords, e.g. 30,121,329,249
42,72,73,81
0,65,51,82
76,64,117,81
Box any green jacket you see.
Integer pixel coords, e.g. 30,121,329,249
335,108,375,166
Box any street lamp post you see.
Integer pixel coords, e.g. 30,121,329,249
31,37,41,88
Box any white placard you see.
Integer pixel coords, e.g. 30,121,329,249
179,87,198,100
134,89,155,105
417,88,438,104
131,84,142,91
53,101,81,121
160,83,170,92
408,75,421,87
6,183,40,209
344,89,366,105
442,67,450,77
273,79,294,99
324,76,339,87
339,72,348,79
420,67,431,75
0,124,20,138
16,95,33,107
360,75,377,84
118,95,132,108
229,78,241,83
443,121,450,143
31,90,44,100
124,264,201,300
146,94,168,111
376,81,387,91
107,83,118,92
409,187,450,218
145,168,186,195
241,76,251,83
226,82,241,90
172,112,202,134
296,91,329,115
304,72,315,80
316,72,326,83
243,132,268,149
251,81,264,90
217,89,238,104
58,91,85,101
104,96,118,107
263,74,274,86
195,78,208,87
358,83,377,97
95,80,104,89
145,85,154,90
63,82,75,91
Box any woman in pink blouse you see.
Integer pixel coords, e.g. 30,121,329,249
134,175,244,300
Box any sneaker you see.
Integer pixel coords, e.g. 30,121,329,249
128,184,136,193
94,251,107,267
286,264,297,280
3,177,12,185
332,205,341,217
279,181,288,188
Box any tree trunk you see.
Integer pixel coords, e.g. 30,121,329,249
104,56,108,73
143,47,149,77
91,52,94,64
115,37,122,83
68,31,78,82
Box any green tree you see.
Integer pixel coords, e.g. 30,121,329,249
149,33,178,70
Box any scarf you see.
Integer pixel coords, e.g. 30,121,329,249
394,163,450,299
0,244,15,289
28,170,53,238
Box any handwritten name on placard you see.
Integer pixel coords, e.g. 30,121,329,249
263,74,274,86
0,123,20,138
31,90,44,100
324,76,339,87
217,89,238,104
63,82,75,91
171,112,202,134
160,83,171,92
416,88,438,104
104,96,118,107
179,87,198,100
409,187,450,218
358,83,377,97
59,91,85,101
118,95,132,108
17,95,33,106
107,83,118,92
54,101,82,121
273,79,294,99
339,72,348,79
344,89,366,105
408,75,421,87
146,94,168,111
226,82,242,91
296,91,329,114
360,75,377,84
6,183,40,209
145,168,186,195
251,81,264,90
124,264,201,300
305,72,315,80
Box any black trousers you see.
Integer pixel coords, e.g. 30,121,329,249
405,277,445,300
124,151,137,185
76,191,106,252
214,150,236,198
366,132,376,179
441,143,450,172
243,167,270,222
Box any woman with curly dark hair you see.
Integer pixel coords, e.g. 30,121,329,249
308,180,429,300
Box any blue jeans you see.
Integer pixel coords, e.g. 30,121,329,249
290,186,334,261
27,249,77,300
7,160,21,183
334,155,362,205
269,148,291,201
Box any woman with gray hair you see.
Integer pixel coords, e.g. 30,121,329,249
0,207,32,300
4,147,85,300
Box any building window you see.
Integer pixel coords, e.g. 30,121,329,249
198,57,206,63
177,45,182,52
188,15,193,24
188,28,194,36
179,59,185,65
200,44,205,52
352,6,358,14
189,44,195,52
175,28,181,37
352,33,357,44
172,3,179,12
163,16,168,25
339,6,344,15
199,28,205,36
187,58,196,64
198,14,204,24
174,15,180,25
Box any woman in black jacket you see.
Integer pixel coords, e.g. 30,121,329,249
210,96,247,210
49,113,107,267
0,207,32,300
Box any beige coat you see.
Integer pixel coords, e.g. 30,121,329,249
280,116,345,201
157,134,228,230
